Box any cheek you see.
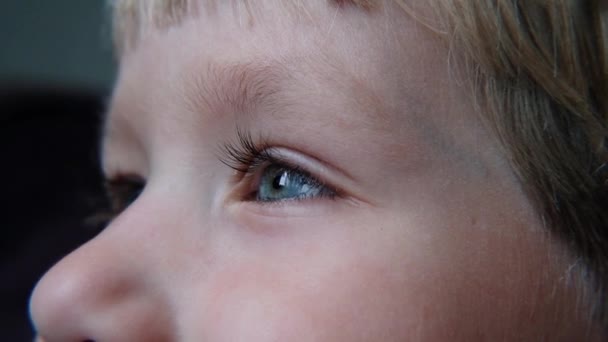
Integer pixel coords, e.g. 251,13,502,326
178,218,474,341
197,252,416,341
176,207,573,341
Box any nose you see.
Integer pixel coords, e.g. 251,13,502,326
29,229,173,341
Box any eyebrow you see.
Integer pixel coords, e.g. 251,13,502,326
101,56,390,157
183,60,291,117
179,56,399,138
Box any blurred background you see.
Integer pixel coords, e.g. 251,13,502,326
0,0,115,89
1,1,115,340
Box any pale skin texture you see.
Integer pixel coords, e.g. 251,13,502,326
30,1,595,341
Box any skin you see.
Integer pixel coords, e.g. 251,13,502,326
30,1,594,341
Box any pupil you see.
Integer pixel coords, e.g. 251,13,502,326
272,170,288,190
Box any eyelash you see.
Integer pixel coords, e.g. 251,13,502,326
219,130,277,174
219,130,337,201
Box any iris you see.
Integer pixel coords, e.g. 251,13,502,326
257,164,329,201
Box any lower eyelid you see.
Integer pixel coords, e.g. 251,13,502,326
228,196,345,219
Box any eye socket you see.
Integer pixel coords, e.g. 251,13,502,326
254,163,336,202
104,175,146,215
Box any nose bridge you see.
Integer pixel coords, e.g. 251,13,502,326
29,213,175,341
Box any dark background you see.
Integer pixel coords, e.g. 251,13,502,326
1,1,116,340
0,0,115,88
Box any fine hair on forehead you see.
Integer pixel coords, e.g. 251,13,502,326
109,0,379,54
109,0,608,335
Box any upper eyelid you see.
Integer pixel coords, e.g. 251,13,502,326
218,129,310,171
217,129,359,185
218,131,312,177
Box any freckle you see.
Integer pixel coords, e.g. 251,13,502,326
471,216,478,226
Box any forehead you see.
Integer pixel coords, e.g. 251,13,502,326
112,0,376,55
109,0,441,129
108,0,422,140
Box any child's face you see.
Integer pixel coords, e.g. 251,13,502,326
31,1,584,341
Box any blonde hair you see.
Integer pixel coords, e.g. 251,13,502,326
109,0,608,331
109,0,375,54
428,0,608,329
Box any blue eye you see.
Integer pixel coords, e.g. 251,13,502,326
257,164,334,202
219,131,338,203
